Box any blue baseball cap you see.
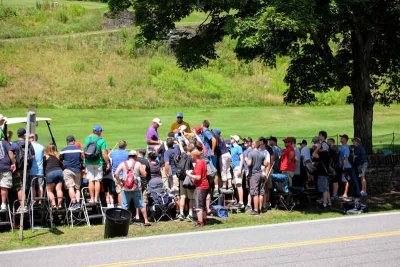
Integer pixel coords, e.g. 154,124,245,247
17,128,26,136
93,125,103,132
213,129,221,135
176,112,183,118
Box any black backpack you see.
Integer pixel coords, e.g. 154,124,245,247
14,141,34,170
84,136,102,162
176,153,193,181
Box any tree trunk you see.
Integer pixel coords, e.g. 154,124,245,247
351,30,375,154
352,89,374,154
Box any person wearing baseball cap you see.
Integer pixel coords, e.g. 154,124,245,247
146,118,163,151
230,134,245,209
114,150,151,226
352,137,368,197
170,112,191,134
84,125,110,203
213,129,230,196
268,136,282,174
280,137,296,186
60,135,83,210
339,134,361,198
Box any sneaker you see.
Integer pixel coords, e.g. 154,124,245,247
245,205,252,211
250,210,259,216
186,214,194,222
177,213,185,221
322,203,328,208
331,195,339,201
0,204,7,211
360,191,368,197
69,203,78,211
75,203,81,210
238,203,245,210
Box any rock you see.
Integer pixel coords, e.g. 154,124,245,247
102,11,135,29
167,26,198,50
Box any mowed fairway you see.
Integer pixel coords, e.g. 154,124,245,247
2,105,399,149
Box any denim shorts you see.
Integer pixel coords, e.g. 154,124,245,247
46,169,64,184
122,190,144,209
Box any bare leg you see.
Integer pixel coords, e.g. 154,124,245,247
140,207,150,224
179,195,186,214
88,180,95,202
135,208,140,220
55,182,63,207
253,195,259,212
237,184,244,204
1,188,8,205
47,184,56,207
332,182,339,197
342,182,349,198
68,187,77,203
206,194,211,213
196,209,203,223
188,199,193,216
361,176,367,193
94,181,101,202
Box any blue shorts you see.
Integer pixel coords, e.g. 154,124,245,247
122,190,144,209
46,169,64,184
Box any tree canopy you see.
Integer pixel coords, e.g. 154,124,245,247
130,0,400,152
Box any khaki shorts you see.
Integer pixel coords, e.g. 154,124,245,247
142,189,148,204
63,169,81,190
232,167,243,185
220,153,232,181
179,181,194,200
0,171,13,189
86,164,103,181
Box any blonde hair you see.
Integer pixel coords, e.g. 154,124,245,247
45,143,59,159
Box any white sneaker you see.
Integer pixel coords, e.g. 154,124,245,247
0,203,7,211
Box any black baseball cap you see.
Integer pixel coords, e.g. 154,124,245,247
298,139,307,145
66,135,75,143
268,136,277,143
243,137,252,143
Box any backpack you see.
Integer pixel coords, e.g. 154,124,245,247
123,161,137,190
14,141,34,170
84,136,102,162
176,153,193,181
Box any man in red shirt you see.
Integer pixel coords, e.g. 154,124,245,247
280,137,296,186
186,150,209,227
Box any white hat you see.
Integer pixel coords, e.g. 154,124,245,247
152,118,162,126
231,135,240,142
128,150,137,156
0,114,5,121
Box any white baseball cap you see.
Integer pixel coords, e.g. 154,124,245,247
0,114,5,121
231,135,240,142
152,118,162,126
128,150,137,156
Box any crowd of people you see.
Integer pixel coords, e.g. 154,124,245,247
0,112,368,227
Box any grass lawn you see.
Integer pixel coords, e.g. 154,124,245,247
0,202,398,251
2,105,399,150
1,0,108,9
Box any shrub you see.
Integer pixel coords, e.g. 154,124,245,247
0,6,17,20
56,9,69,23
70,5,86,18
107,75,115,87
0,73,8,87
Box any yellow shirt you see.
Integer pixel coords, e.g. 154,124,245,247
170,121,191,133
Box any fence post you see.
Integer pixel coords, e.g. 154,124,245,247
392,132,395,155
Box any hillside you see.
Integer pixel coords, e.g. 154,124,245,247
0,1,349,109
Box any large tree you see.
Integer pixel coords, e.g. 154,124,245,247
133,0,400,153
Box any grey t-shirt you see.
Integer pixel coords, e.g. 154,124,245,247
248,150,265,174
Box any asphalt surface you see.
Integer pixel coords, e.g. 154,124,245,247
1,212,400,267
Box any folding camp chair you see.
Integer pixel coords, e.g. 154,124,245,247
271,173,295,211
0,198,13,232
147,187,175,222
29,177,53,231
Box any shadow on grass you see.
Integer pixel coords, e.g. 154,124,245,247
50,227,65,235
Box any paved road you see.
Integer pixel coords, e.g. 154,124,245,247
2,212,400,267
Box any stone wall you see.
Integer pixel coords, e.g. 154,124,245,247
366,155,400,194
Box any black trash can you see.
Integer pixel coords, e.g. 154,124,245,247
104,208,131,238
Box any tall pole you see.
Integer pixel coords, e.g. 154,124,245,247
19,111,36,241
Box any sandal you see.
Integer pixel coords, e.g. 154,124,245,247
144,222,152,226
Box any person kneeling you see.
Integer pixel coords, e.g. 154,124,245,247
114,150,151,226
